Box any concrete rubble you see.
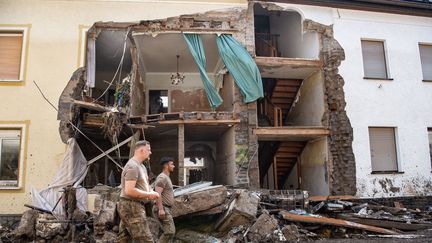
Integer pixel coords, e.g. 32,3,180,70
2,185,432,242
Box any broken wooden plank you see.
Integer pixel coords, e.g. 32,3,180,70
337,214,432,231
73,99,110,112
280,211,398,235
86,136,132,166
309,195,357,202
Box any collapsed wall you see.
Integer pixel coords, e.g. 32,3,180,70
56,3,357,193
303,20,357,195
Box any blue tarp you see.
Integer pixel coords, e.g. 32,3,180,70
183,34,223,109
216,34,264,103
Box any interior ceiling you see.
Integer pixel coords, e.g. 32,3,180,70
96,30,132,72
185,124,230,141
145,125,178,139
134,33,220,73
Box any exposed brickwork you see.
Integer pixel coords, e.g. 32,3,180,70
233,79,259,188
57,67,86,143
304,20,357,195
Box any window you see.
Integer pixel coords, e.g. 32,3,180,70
361,40,389,79
428,128,432,168
0,31,24,81
419,44,432,81
0,129,21,187
149,90,168,114
369,127,398,172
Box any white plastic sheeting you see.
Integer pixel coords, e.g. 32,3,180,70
31,138,88,218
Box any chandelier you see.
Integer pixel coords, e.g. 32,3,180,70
171,55,185,85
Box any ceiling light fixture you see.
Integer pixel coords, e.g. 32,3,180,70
171,55,185,85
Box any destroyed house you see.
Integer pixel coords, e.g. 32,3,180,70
57,0,432,197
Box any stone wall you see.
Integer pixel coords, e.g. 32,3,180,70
304,20,357,195
232,75,260,188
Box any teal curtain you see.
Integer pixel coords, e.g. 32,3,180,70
183,34,223,109
216,34,264,103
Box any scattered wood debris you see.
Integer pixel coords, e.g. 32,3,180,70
2,185,432,242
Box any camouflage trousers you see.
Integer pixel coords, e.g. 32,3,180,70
156,206,175,243
117,198,154,243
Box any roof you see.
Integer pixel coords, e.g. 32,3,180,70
262,0,432,17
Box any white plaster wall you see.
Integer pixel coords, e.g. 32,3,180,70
277,3,432,197
333,9,432,197
286,71,325,126
300,138,329,196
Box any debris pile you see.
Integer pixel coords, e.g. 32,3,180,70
2,184,432,242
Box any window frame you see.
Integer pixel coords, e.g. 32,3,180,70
0,25,30,82
147,89,171,114
368,126,400,174
360,39,392,81
0,122,28,190
419,43,432,82
77,25,90,68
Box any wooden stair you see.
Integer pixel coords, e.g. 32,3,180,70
270,79,302,123
273,141,307,189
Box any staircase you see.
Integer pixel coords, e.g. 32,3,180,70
270,79,303,122
272,141,307,189
259,79,303,127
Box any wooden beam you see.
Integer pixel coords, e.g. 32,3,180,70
337,214,432,231
255,57,322,68
254,127,330,141
280,212,398,235
156,119,240,125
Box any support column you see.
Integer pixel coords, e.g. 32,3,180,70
178,124,185,186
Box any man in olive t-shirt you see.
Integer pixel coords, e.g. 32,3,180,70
118,140,159,243
154,157,175,243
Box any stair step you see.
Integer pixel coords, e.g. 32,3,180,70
276,163,296,167
272,91,297,98
273,86,299,92
276,159,296,163
271,98,294,103
277,147,303,153
276,79,302,86
275,152,299,157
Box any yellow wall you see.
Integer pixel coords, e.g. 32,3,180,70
0,0,246,214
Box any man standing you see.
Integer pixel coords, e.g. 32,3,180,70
154,157,176,243
118,140,159,243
